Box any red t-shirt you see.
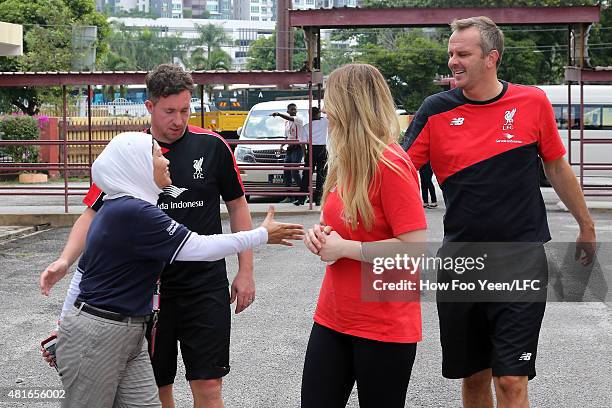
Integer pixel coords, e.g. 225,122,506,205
314,144,427,343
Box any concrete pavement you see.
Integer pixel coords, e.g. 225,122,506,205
1,210,610,407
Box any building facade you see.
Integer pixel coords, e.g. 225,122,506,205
96,0,150,13
177,0,233,20
233,0,275,22
111,17,275,69
150,0,183,18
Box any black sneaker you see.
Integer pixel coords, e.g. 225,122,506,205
293,199,304,206
280,197,293,204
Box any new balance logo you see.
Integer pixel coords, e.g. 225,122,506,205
518,352,532,361
450,117,464,126
162,185,188,199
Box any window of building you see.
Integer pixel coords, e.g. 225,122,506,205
235,51,247,58
251,6,259,12
207,4,218,11
251,16,259,20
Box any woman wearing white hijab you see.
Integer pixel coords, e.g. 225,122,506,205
40,132,303,408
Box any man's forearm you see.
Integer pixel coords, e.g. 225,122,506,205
277,113,293,121
60,207,96,266
544,159,594,231
226,197,255,271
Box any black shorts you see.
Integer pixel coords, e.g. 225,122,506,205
147,287,231,386
437,300,546,380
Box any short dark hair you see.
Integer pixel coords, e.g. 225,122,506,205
146,64,195,102
287,103,297,109
311,106,320,115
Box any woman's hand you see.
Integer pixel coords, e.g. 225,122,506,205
260,205,304,246
317,231,348,263
303,224,333,255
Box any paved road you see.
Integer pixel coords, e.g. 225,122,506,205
0,209,610,407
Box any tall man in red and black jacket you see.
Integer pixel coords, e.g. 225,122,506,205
402,17,596,408
42,64,254,408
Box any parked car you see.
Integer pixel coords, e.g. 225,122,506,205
234,99,321,187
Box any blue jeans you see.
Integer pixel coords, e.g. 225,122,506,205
284,146,303,188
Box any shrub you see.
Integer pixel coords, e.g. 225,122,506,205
0,115,40,166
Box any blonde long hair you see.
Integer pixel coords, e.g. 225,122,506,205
322,63,407,231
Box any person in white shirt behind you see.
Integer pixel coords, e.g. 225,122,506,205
271,103,305,203
294,106,328,206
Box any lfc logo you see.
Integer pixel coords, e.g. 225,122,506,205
193,157,204,179
503,108,516,130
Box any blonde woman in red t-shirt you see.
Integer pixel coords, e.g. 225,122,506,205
301,63,427,408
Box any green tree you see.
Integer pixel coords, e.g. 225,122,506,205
190,48,232,70
187,23,234,102
329,0,608,91
191,24,232,70
100,51,133,101
0,0,109,114
588,5,612,67
357,33,447,111
0,115,40,165
320,40,355,75
498,37,546,84
102,22,189,70
246,30,308,71
246,35,276,70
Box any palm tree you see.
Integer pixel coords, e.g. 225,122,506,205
190,48,231,71
190,24,233,104
191,23,232,70
100,51,134,101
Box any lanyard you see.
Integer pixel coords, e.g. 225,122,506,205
150,278,161,357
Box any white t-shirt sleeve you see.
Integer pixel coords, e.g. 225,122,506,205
175,227,268,261
57,269,82,328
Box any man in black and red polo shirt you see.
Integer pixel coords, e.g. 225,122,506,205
403,17,596,408
43,64,254,408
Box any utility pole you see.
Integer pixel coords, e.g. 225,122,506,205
276,0,292,76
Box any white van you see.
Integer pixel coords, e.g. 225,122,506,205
234,100,322,186
536,85,612,176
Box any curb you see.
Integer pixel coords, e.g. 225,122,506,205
0,214,82,228
0,224,52,243
0,226,36,242
556,201,612,213
0,208,320,227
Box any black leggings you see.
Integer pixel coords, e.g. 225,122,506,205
301,323,417,408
